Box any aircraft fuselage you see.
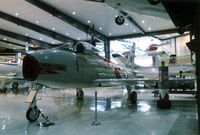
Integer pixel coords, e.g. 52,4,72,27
23,45,129,89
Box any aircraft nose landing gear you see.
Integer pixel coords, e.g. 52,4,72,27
26,105,40,122
25,85,54,126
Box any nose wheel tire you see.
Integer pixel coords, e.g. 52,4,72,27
26,106,40,122
115,15,125,25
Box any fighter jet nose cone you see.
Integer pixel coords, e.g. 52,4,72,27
23,55,40,81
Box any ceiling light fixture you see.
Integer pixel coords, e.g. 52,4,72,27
3,38,6,41
125,23,128,26
66,33,69,36
52,27,55,30
142,20,145,23
87,20,91,23
72,12,76,15
15,13,19,16
148,27,152,31
39,38,43,40
25,33,28,36
133,29,136,32
109,33,112,36
36,21,39,24
99,27,102,30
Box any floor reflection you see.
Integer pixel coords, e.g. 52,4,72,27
137,101,151,112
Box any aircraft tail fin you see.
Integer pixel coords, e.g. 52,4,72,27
112,42,138,69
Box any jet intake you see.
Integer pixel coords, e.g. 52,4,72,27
23,55,40,81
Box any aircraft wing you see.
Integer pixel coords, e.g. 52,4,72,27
168,77,195,82
0,75,25,84
133,64,194,75
94,77,196,88
94,78,158,87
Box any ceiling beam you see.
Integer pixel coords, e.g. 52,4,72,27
0,39,26,48
25,0,108,42
0,29,53,48
110,28,178,40
120,11,145,34
0,39,42,50
0,11,76,43
160,33,190,41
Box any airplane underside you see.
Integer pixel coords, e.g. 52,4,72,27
25,83,139,122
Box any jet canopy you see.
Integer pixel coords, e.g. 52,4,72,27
74,42,100,54
58,41,100,54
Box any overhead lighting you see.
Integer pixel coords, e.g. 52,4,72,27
125,23,128,26
109,33,112,36
77,37,80,40
3,38,6,41
66,33,69,36
72,12,76,15
87,20,91,23
25,33,28,36
52,27,55,30
36,21,39,24
99,27,102,30
13,48,16,50
133,29,136,33
8,43,11,46
148,27,152,31
15,13,19,16
142,20,145,23
52,41,55,44
39,38,43,40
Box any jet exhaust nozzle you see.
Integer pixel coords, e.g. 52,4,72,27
23,55,40,81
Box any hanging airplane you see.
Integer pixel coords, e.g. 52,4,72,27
85,0,167,25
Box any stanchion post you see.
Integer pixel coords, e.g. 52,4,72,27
92,91,101,126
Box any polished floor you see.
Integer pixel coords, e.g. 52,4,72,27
0,87,198,135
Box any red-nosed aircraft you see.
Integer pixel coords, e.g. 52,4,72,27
22,41,158,122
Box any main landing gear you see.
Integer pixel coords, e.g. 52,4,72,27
126,85,137,104
12,82,19,94
76,88,84,100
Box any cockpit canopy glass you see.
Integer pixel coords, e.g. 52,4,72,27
59,42,100,54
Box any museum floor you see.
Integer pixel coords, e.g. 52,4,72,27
0,87,198,135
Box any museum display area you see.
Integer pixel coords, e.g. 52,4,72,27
0,0,199,135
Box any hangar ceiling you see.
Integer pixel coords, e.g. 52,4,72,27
0,0,177,52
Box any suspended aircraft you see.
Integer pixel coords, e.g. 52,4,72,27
85,0,167,25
